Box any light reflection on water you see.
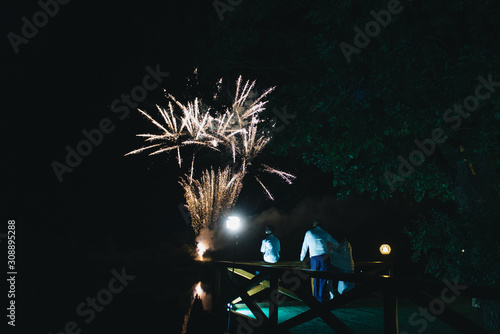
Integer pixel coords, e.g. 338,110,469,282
193,281,212,310
182,281,212,334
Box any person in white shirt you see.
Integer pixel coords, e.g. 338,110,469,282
329,233,355,297
300,220,339,302
261,225,280,263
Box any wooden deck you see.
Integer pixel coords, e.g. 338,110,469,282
211,261,500,334
232,297,493,333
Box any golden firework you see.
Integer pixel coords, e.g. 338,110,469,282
179,167,244,234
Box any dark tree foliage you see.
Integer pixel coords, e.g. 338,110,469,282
194,0,500,292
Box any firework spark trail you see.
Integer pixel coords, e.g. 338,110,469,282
125,142,164,156
254,176,274,201
189,154,195,183
179,167,244,234
261,164,297,184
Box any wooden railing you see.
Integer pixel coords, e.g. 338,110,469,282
210,261,500,334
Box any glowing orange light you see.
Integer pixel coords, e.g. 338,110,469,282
379,244,391,255
195,282,203,296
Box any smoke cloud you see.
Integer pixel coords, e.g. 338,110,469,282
195,228,215,260
203,195,398,261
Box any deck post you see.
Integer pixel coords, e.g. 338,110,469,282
213,266,221,311
383,287,398,334
269,270,279,327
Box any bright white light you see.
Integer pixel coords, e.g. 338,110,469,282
197,242,208,261
226,216,241,232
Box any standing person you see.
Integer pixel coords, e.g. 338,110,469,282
261,225,280,263
300,220,339,302
330,233,355,296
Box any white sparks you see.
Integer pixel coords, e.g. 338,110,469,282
127,76,296,237
261,164,297,184
254,176,274,200
197,242,208,261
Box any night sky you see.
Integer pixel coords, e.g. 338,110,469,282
4,0,416,253
5,0,493,333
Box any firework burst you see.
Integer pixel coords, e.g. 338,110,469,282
127,75,295,234
126,76,274,167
